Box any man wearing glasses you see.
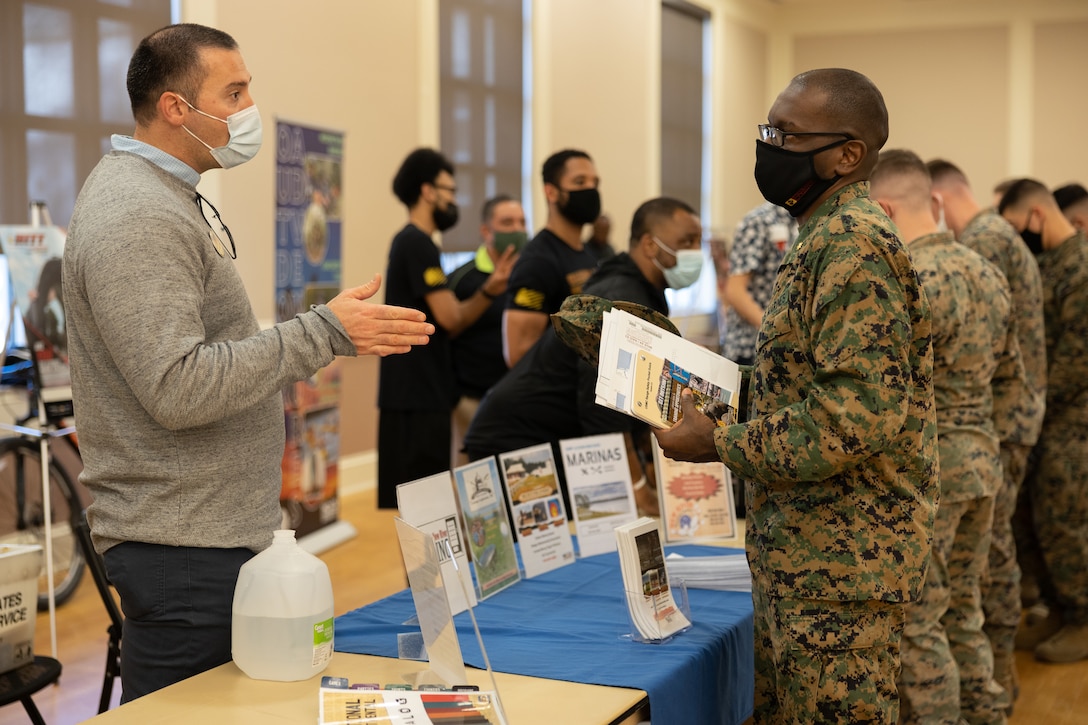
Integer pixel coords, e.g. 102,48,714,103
655,68,938,724
64,24,434,702
377,148,518,509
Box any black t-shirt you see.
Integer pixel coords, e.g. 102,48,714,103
505,228,598,315
378,224,456,411
464,253,668,458
449,252,507,398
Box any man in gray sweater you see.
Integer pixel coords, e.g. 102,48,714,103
63,23,432,701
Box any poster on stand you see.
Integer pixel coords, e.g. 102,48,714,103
497,444,576,578
0,224,72,418
275,119,345,538
558,433,638,558
651,438,737,543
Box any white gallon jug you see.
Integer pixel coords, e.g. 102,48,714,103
231,529,335,681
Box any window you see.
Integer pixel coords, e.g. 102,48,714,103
438,0,528,255
0,0,173,229
660,0,715,316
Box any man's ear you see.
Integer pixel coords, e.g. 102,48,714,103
159,92,187,127
544,182,559,205
834,139,867,177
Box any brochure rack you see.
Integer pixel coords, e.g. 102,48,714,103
623,578,692,644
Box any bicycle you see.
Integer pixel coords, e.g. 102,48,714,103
0,348,86,611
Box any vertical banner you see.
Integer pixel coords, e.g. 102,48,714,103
275,120,345,539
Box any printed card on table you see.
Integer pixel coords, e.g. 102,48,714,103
497,444,576,578
651,438,737,544
452,459,521,600
558,433,639,558
396,473,477,614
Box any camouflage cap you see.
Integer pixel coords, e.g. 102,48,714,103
550,294,679,367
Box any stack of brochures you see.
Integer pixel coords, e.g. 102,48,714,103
665,552,752,592
319,680,506,724
596,308,741,429
614,517,692,641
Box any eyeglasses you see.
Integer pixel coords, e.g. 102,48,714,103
433,183,458,195
195,193,236,259
757,124,853,148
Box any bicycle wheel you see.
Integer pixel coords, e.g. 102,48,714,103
0,436,85,610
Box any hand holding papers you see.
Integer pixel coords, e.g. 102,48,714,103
596,308,741,430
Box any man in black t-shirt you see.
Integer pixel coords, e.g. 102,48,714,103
466,197,704,515
377,148,517,508
448,194,527,467
503,149,602,369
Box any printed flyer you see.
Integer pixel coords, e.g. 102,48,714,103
558,433,638,558
497,444,576,578
452,459,520,600
651,438,737,543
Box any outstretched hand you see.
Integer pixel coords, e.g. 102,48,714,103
652,388,721,463
327,275,434,357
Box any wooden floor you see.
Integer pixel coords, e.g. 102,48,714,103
3,487,1086,724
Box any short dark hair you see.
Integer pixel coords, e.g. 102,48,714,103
1053,183,1088,212
872,149,930,183
481,194,516,224
791,69,889,166
926,159,968,187
541,149,592,188
993,178,1021,200
127,24,238,126
391,148,454,208
629,197,697,243
997,178,1050,215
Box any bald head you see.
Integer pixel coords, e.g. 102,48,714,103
790,68,889,167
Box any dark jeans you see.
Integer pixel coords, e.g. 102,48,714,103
103,542,255,702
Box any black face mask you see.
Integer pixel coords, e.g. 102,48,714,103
753,139,848,218
557,187,601,226
433,202,459,232
1019,225,1044,255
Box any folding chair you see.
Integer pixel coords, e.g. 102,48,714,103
73,510,122,713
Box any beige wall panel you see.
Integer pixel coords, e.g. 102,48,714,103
715,16,770,234
793,26,1010,196
1033,20,1088,188
534,0,658,251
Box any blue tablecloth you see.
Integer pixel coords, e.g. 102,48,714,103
335,544,755,725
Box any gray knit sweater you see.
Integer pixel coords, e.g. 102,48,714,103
64,152,354,553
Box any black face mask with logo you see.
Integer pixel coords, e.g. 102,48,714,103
557,187,601,226
753,138,849,218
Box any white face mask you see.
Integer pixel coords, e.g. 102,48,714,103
652,236,704,289
179,97,263,168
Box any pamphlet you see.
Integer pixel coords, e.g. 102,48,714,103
396,473,477,614
451,459,521,600
651,438,738,543
496,444,576,578
596,308,741,429
319,685,506,724
558,433,639,558
614,517,691,642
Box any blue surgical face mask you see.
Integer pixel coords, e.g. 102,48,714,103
178,96,263,168
652,236,703,289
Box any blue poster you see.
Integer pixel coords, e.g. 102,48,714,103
275,120,344,537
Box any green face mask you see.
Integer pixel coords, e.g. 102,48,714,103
493,230,528,253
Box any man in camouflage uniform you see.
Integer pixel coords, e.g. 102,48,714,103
872,150,1026,724
655,69,938,724
1000,179,1088,663
928,159,1046,709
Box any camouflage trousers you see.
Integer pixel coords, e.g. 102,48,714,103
899,495,1009,725
1022,424,1088,623
982,444,1031,679
751,584,904,724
